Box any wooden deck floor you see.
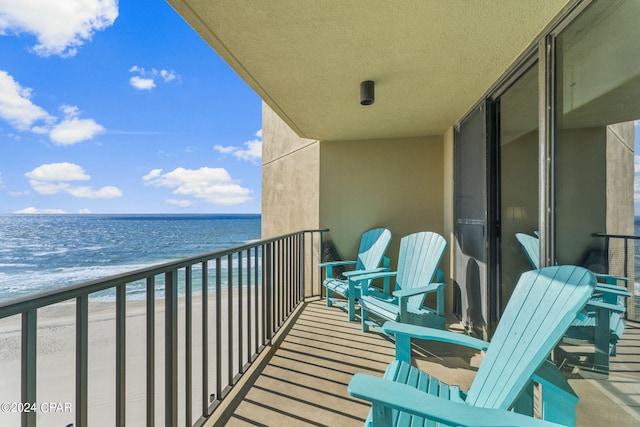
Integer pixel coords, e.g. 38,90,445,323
206,299,640,427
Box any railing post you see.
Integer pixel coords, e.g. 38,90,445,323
623,238,629,278
278,240,282,325
299,234,304,301
116,284,126,427
238,251,245,372
146,277,155,426
302,233,315,296
201,261,209,419
265,243,273,341
604,236,610,273
76,296,89,427
215,257,222,402
21,309,37,427
318,231,324,297
185,266,193,426
165,270,178,427
302,233,307,299
254,246,260,353
245,248,251,366
227,255,234,386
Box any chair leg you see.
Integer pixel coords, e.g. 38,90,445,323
593,307,610,373
348,294,356,321
326,289,333,307
362,307,370,332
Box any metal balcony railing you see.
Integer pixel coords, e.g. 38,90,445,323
592,232,640,322
0,229,328,427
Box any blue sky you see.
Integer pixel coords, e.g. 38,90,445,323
0,0,262,214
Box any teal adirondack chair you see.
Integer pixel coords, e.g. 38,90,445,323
349,265,597,427
357,231,447,332
515,232,630,371
320,228,392,321
515,233,629,288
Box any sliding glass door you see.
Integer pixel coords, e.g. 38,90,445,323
453,102,494,339
554,0,640,320
495,64,539,312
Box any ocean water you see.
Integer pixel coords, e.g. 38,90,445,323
0,214,261,302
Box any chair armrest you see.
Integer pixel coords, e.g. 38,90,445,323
342,267,388,278
318,260,356,268
585,300,626,314
594,285,632,298
352,271,398,283
594,273,628,285
393,282,445,298
348,374,563,427
382,321,488,351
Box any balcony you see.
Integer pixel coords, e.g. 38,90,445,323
215,300,640,427
1,230,639,426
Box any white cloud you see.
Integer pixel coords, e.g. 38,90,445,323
25,162,122,198
79,208,92,214
129,76,155,90
143,167,252,206
13,207,67,214
0,71,105,144
166,199,194,208
26,162,90,182
129,65,178,90
233,139,262,162
49,105,105,144
0,0,118,57
159,69,176,82
0,70,54,130
213,130,262,163
66,185,121,198
142,169,162,182
213,145,236,154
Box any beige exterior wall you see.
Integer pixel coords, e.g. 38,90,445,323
606,122,635,240
318,136,445,272
261,102,320,238
605,122,635,301
262,103,451,300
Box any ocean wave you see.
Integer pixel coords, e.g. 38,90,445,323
0,263,36,268
0,214,261,302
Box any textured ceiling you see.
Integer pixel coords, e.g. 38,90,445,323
168,0,571,141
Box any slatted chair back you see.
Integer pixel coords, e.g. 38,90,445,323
465,265,595,410
355,228,392,271
395,232,447,312
515,232,540,269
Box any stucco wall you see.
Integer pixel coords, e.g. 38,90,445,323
262,102,320,238
605,122,635,284
263,103,452,305
319,136,445,273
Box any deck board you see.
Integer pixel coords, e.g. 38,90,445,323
208,299,640,427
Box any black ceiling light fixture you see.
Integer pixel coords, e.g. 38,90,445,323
360,80,375,106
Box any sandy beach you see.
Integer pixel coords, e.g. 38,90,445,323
0,288,252,426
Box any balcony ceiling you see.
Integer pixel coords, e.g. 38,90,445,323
168,0,571,141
